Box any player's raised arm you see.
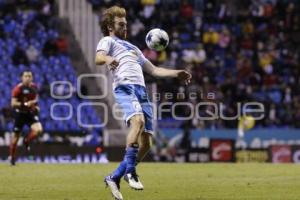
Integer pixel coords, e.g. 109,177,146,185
27,96,38,107
143,59,192,85
11,97,22,108
95,51,119,71
11,86,22,108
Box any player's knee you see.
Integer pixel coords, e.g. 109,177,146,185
32,127,43,135
13,133,20,140
130,115,145,130
37,127,43,134
36,128,43,135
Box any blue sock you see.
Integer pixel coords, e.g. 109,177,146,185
111,159,127,180
125,146,139,174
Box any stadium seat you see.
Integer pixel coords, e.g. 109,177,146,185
0,5,102,135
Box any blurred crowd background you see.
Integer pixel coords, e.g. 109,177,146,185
90,0,300,129
0,0,299,149
0,0,102,146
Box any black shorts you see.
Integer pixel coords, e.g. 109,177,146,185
13,110,40,133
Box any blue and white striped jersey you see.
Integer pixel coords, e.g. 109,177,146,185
96,36,148,89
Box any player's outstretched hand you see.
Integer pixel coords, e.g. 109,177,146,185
26,101,35,107
106,56,119,71
177,70,192,85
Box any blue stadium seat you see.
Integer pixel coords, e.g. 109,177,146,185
0,8,102,134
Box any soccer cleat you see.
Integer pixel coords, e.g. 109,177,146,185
8,156,16,166
23,138,31,152
104,175,123,200
124,172,144,190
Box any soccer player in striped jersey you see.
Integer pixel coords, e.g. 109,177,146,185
9,70,43,165
96,6,191,200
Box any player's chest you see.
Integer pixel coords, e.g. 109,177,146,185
20,87,36,98
114,41,139,58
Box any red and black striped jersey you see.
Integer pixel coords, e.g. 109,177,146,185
12,83,38,112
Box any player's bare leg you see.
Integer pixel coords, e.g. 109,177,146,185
24,122,42,152
9,132,20,166
136,132,153,164
126,115,145,146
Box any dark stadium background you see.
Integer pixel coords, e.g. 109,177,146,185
0,0,300,164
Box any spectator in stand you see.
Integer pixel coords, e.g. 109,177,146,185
203,27,219,45
55,36,68,54
43,39,57,57
36,0,52,28
12,47,29,66
26,45,39,63
180,0,193,19
218,27,231,49
142,48,158,63
88,0,300,129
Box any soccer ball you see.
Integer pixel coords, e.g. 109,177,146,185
145,28,169,51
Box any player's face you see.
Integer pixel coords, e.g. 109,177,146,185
112,17,127,39
21,72,33,85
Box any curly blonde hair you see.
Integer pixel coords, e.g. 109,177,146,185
100,6,126,36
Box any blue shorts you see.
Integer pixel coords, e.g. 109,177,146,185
114,84,154,135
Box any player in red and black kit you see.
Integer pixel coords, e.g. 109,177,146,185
9,70,43,165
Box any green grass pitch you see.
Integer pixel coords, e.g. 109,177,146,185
0,163,300,200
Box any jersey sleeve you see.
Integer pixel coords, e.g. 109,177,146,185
96,37,113,54
136,48,149,66
12,86,20,98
